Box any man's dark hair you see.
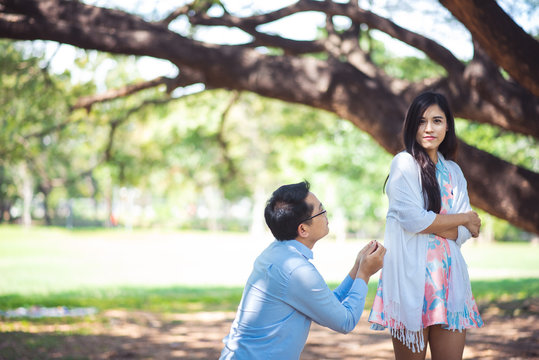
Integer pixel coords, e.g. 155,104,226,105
264,181,313,241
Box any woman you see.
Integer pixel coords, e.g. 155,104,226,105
368,92,483,360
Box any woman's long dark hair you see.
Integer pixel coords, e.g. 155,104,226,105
402,92,458,213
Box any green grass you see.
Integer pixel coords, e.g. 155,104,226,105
363,278,537,311
0,225,251,294
468,278,539,303
0,285,244,313
0,278,536,315
0,225,537,315
460,241,539,277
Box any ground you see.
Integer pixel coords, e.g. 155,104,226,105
1,306,538,360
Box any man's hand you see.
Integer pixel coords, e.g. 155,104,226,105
355,241,385,284
349,240,376,279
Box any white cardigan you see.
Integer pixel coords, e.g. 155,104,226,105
380,151,474,352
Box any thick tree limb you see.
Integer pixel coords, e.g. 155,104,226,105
244,33,325,55
440,0,539,97
457,141,539,234
457,42,539,137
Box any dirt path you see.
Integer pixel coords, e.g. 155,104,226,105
1,309,538,360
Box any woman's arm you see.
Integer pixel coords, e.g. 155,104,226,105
434,227,458,240
427,160,479,243
450,161,476,246
420,211,481,238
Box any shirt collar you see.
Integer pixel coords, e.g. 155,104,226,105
287,240,314,260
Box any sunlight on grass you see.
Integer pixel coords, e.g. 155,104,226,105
0,225,537,314
0,225,259,294
0,285,244,313
461,241,539,278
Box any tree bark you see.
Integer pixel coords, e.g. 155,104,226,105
457,142,539,234
0,0,537,234
440,0,539,97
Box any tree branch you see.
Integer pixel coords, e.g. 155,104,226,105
103,97,182,162
160,4,190,26
216,91,241,183
73,76,173,110
457,141,539,234
72,66,206,110
440,0,539,97
185,9,325,54
187,0,464,75
458,41,539,137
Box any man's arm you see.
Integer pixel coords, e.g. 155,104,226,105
286,242,385,334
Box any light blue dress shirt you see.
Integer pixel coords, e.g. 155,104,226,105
219,239,368,360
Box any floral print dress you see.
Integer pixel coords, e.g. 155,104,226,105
369,159,483,331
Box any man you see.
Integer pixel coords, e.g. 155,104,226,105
219,181,386,359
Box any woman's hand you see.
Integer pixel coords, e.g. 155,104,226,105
422,211,481,239
465,211,481,237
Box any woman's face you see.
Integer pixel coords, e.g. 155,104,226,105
415,104,447,158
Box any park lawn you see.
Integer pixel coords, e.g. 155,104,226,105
0,225,537,314
0,278,537,314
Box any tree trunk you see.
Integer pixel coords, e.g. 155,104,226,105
15,163,33,227
42,189,52,226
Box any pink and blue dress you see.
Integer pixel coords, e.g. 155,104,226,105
369,159,483,332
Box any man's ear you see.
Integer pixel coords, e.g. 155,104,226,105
297,223,309,238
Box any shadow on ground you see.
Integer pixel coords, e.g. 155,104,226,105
1,300,538,360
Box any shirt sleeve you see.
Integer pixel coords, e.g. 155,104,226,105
332,274,354,301
286,264,368,334
386,153,436,234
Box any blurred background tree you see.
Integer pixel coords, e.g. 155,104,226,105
0,0,537,241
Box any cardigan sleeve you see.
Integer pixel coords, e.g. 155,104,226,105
386,152,437,234
447,160,473,246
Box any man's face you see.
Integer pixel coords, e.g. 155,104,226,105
303,192,329,240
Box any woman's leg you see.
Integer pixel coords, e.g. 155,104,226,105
392,328,430,360
428,325,466,360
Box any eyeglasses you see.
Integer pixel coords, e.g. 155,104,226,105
299,209,327,224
